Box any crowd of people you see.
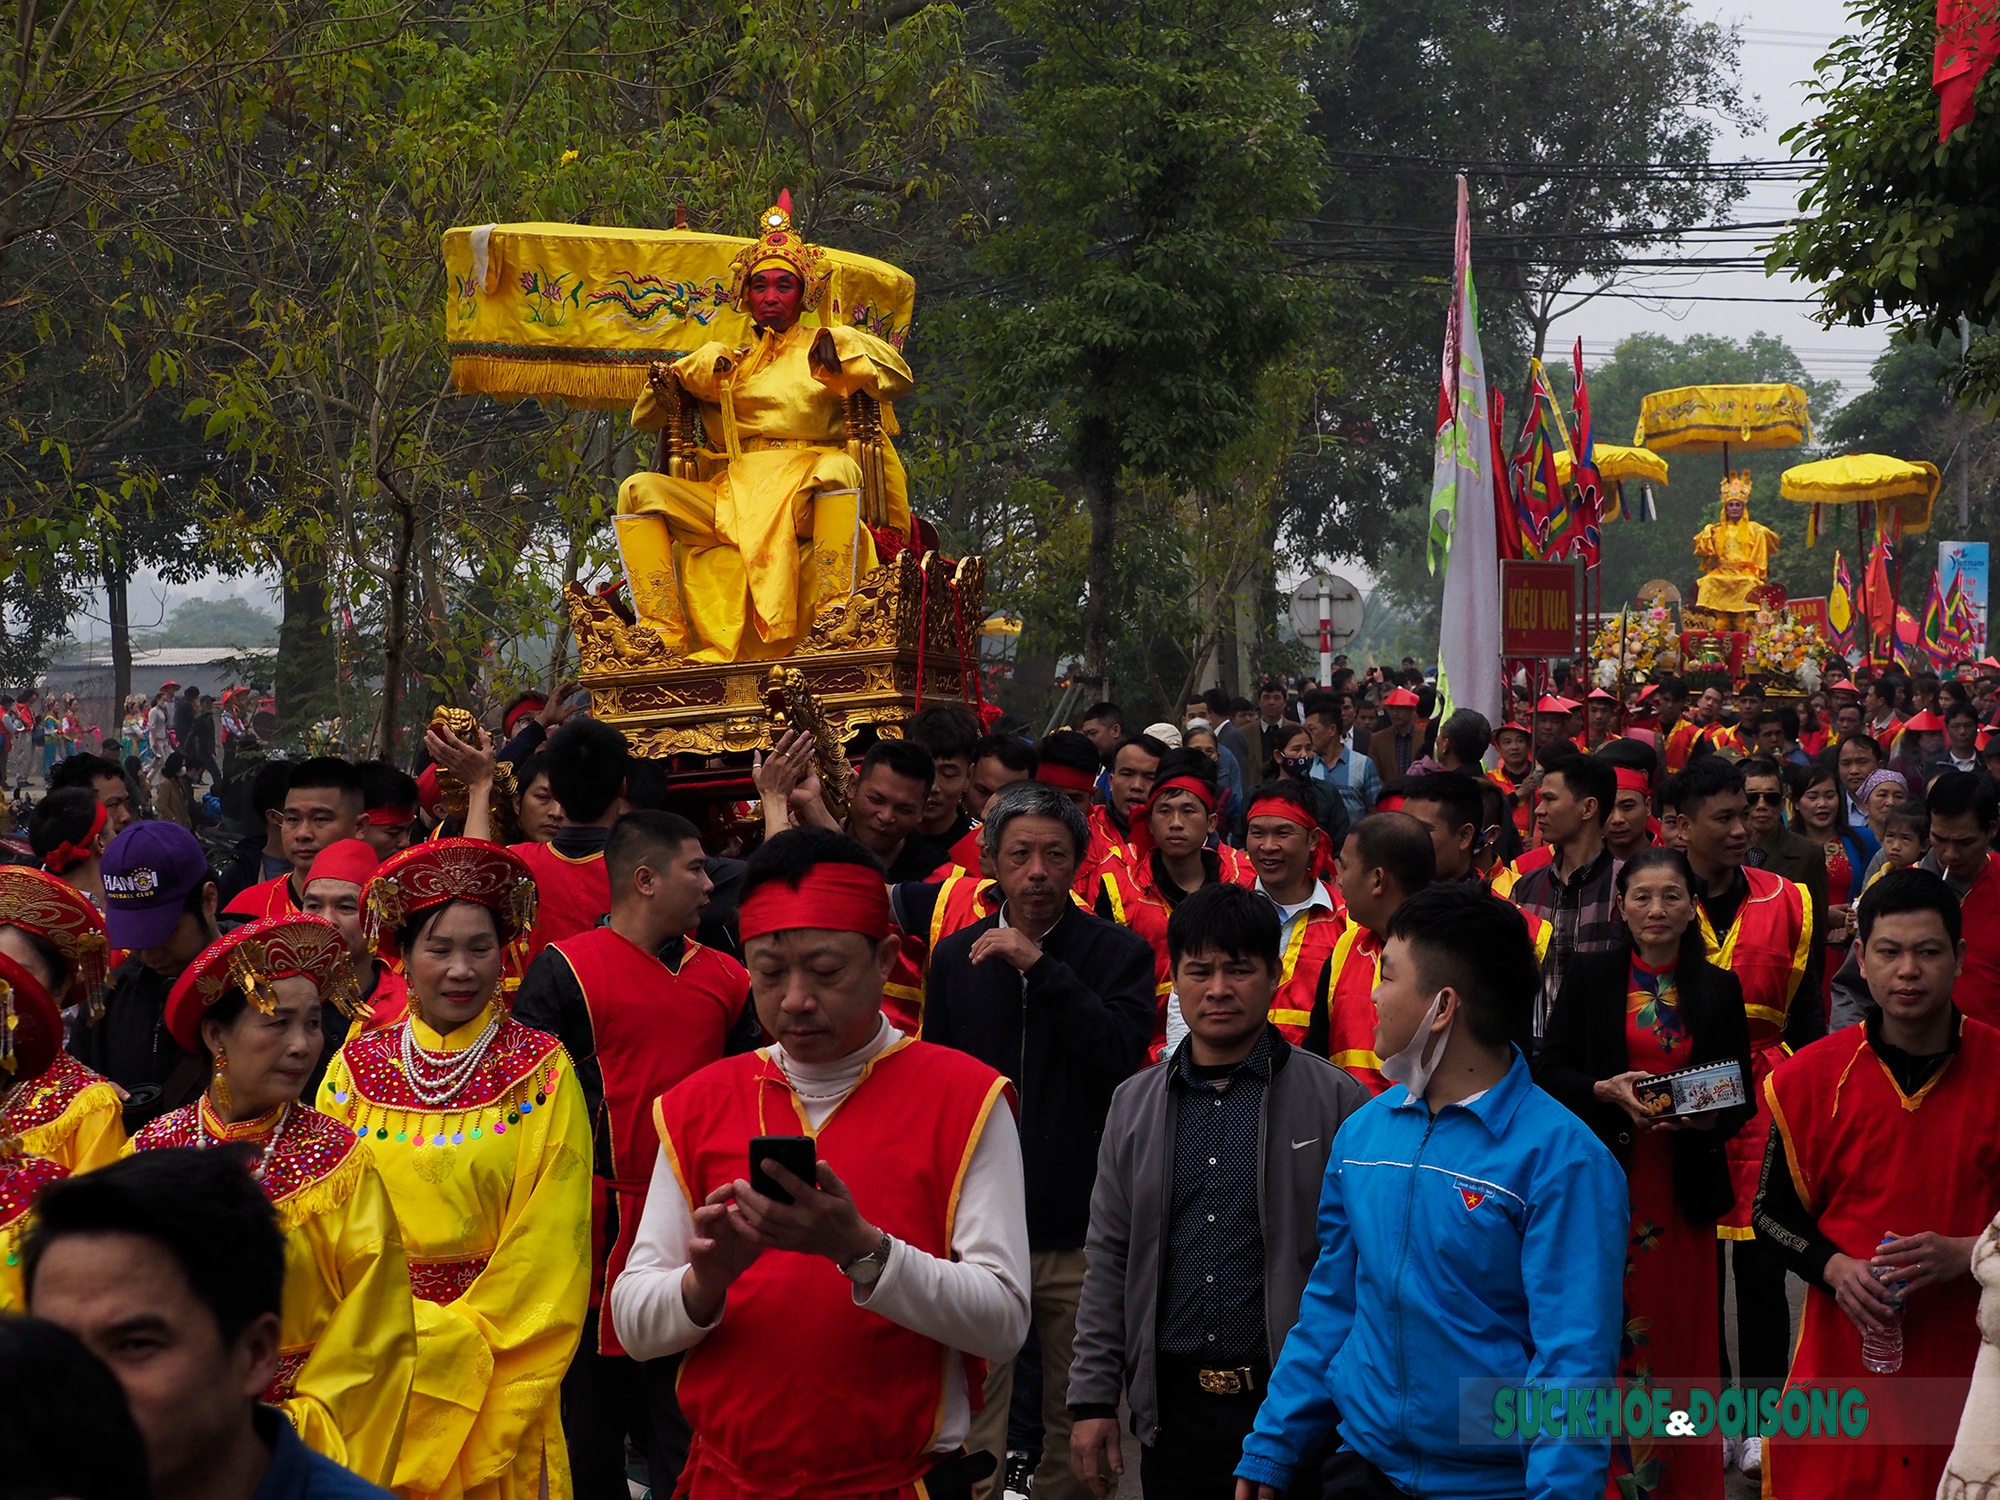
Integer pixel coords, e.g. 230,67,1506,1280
1,657,1999,1500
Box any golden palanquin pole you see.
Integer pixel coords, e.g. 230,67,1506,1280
442,215,984,759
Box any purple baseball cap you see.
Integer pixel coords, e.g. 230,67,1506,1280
101,821,211,950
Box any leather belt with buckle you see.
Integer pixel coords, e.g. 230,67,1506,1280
1197,1367,1258,1396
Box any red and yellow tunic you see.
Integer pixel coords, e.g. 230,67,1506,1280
546,927,749,1357
6,1052,124,1173
1316,924,1388,1093
1487,766,1533,841
1762,1018,2000,1500
132,1100,417,1487
223,872,301,920
654,1039,1010,1499
318,1005,590,1500
1953,851,2000,1029
1266,904,1346,1047
510,841,611,970
1701,867,1811,1239
364,962,411,1031
1488,843,1553,901
0,1151,65,1311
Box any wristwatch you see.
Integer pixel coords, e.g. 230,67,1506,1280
840,1230,893,1287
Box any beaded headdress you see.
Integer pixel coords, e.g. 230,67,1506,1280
363,837,538,954
728,191,831,314
0,866,109,1011
163,915,361,1054
0,950,62,1088
1720,472,1753,511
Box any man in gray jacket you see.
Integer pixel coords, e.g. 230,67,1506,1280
1067,883,1367,1499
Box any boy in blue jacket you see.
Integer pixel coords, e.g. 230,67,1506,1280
1235,881,1626,1500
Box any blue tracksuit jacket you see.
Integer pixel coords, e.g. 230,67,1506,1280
1236,1048,1626,1500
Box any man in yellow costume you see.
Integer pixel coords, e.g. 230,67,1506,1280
615,200,914,663
1692,471,1780,621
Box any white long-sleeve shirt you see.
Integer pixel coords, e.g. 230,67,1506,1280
609,1015,1031,1450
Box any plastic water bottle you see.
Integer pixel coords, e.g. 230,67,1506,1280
1861,1232,1906,1375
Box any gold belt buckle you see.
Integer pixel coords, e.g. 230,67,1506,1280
1198,1368,1252,1396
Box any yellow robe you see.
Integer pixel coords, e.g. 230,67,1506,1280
130,1099,418,1488
616,320,915,661
11,1053,126,1173
1692,515,1779,613
318,1004,590,1500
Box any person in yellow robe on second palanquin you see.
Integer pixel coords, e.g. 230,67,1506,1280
318,838,589,1500
129,912,417,1489
0,866,124,1173
1692,471,1780,616
0,924,83,1311
616,199,914,663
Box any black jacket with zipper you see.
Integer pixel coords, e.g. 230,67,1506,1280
923,904,1156,1250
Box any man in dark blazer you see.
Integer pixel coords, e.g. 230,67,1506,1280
924,781,1156,1500
1742,755,1828,935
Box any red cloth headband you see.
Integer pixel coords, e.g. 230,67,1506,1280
738,863,895,942
1036,763,1097,793
1614,768,1650,795
1246,796,1316,831
42,800,107,876
1131,775,1219,867
364,805,416,827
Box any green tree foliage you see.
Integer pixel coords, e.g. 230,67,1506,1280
1768,0,2000,409
135,595,278,649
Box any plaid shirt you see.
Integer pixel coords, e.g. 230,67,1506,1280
1508,842,1621,1047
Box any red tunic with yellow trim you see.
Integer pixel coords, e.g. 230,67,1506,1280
0,1151,65,1312
361,962,410,1031
6,1051,125,1172
1095,849,1256,1058
511,841,611,969
1761,1018,2000,1500
1953,851,2000,1028
543,926,750,1357
653,1039,1010,1500
317,1006,590,1500
1487,767,1533,841
1074,805,1138,902
222,871,301,920
946,822,984,876
1266,905,1346,1047
1701,866,1812,1238
133,1100,417,1487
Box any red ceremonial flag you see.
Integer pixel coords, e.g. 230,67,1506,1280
1936,0,2000,140
1864,527,1897,639
1490,388,1522,562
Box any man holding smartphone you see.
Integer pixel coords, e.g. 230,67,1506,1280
610,828,1031,1500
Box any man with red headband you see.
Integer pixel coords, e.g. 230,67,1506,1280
516,810,759,1500
1307,812,1436,1092
299,838,408,1088
223,757,366,923
1240,781,1344,1048
611,827,1030,1500
356,760,421,860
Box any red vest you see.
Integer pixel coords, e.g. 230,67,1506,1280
1953,852,2000,1028
556,926,749,1356
928,870,1001,958
1322,925,1388,1094
1267,905,1345,1046
223,872,298,920
1701,866,1811,1234
946,823,983,875
1487,767,1533,839
1763,1019,2000,1500
656,1041,1009,1498
361,963,409,1031
512,841,611,967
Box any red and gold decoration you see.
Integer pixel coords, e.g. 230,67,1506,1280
363,838,538,954
0,866,110,1013
164,915,363,1055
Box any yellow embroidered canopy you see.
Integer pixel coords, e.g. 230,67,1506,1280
442,222,916,408
1631,383,1812,453
1778,453,1939,533
1554,443,1670,488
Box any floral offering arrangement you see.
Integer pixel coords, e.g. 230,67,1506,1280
1589,606,1678,685
1747,608,1826,693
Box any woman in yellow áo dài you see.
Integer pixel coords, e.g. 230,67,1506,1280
1691,471,1780,616
130,913,417,1488
319,838,589,1500
0,927,82,1310
617,198,914,662
0,866,123,1173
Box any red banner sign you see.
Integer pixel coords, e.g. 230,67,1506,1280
1501,561,1579,657
1787,596,1830,635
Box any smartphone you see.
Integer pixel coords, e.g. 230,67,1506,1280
748,1134,816,1205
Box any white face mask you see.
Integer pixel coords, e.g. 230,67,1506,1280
1381,988,1454,1101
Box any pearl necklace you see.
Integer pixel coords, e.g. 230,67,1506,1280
399,1011,503,1109
198,1102,291,1182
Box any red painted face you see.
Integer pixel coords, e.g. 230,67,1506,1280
746,268,804,331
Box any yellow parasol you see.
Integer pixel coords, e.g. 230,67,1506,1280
1555,443,1669,488
1778,454,1938,533
441,221,916,408
1632,383,1812,453
980,613,1024,637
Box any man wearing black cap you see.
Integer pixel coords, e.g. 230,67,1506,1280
69,820,221,1131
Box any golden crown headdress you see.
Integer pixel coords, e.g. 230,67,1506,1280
1720,472,1753,507
728,190,831,314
